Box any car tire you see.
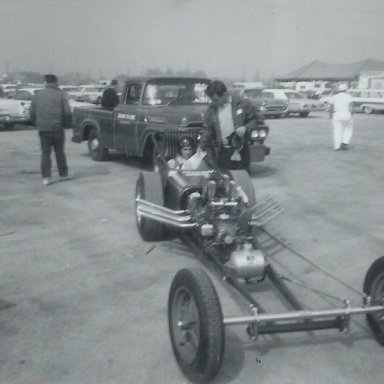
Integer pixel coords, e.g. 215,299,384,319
143,138,161,171
135,172,165,241
363,106,374,114
88,128,108,161
229,170,256,208
363,256,384,346
299,111,310,117
168,267,224,384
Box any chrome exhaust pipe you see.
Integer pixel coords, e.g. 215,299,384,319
136,198,198,228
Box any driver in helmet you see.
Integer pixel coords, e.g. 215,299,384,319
168,137,195,169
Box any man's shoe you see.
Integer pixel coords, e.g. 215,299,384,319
341,143,349,150
42,178,52,186
59,172,74,181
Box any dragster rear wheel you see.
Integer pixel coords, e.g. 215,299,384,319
363,256,384,345
135,172,165,241
168,268,224,383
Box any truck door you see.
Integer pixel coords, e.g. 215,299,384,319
113,82,142,154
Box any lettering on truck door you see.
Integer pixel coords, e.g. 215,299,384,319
114,83,142,154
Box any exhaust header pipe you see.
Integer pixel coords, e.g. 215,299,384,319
136,198,198,229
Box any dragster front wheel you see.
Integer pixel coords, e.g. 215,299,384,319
363,256,384,345
168,268,225,383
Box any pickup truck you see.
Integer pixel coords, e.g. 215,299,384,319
72,77,270,168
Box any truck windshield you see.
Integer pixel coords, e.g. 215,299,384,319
142,79,210,106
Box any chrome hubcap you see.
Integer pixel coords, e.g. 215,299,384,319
172,286,200,364
91,138,99,152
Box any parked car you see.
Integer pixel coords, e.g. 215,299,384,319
60,85,80,93
0,87,42,127
263,89,319,117
0,84,18,98
230,86,288,118
67,85,105,104
66,93,97,113
319,88,384,114
348,89,384,114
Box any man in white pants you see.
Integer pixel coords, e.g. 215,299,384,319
330,83,354,151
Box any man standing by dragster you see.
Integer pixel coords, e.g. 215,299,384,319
199,80,265,173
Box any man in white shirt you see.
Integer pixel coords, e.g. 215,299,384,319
330,83,354,150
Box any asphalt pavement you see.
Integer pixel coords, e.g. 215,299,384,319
0,111,384,384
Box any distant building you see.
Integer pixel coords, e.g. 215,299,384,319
232,81,265,89
275,58,384,91
358,71,384,89
295,81,333,96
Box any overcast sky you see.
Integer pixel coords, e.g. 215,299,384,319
1,0,384,79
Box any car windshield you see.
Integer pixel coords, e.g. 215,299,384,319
142,79,210,106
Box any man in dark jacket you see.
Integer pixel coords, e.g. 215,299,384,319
199,80,264,173
101,79,119,108
30,74,72,186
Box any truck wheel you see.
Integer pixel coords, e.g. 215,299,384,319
363,106,374,114
363,256,384,346
230,170,256,208
3,122,15,130
135,172,165,241
168,268,224,384
88,128,108,161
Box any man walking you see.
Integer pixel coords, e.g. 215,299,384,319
330,83,354,151
30,74,73,185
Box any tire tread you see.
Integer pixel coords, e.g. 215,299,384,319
363,256,384,346
168,268,224,383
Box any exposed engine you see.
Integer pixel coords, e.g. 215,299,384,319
186,174,266,281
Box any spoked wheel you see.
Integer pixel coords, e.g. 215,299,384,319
363,256,384,345
168,268,225,383
88,128,108,161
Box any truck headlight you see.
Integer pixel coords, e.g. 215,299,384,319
259,129,267,138
251,130,259,139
